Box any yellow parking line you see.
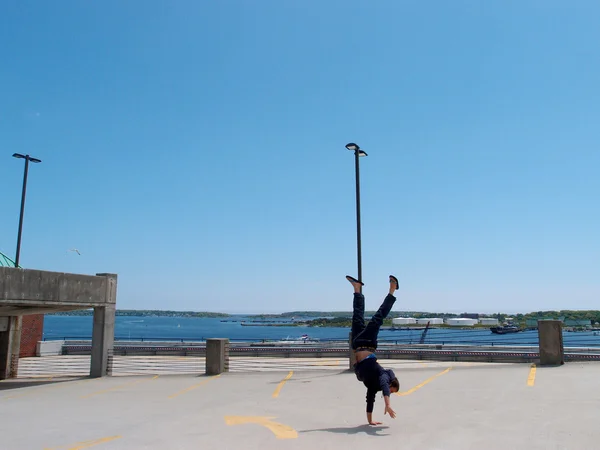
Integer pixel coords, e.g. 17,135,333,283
527,364,537,387
43,434,121,449
168,374,221,399
81,376,158,399
224,416,297,439
395,367,452,396
272,371,293,398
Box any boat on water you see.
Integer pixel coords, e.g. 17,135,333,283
490,324,520,334
271,334,321,345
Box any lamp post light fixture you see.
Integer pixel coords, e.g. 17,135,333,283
12,153,42,268
345,143,368,290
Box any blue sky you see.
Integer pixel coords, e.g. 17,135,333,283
1,1,599,314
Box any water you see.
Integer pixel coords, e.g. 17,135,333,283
43,315,600,347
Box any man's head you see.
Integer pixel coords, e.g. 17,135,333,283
390,377,400,393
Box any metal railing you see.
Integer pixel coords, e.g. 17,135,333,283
42,331,600,348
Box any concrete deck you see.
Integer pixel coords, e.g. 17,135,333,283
1,359,599,449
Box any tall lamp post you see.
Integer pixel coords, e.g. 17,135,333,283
12,153,42,268
345,143,368,290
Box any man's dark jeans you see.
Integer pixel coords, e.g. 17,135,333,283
351,293,396,350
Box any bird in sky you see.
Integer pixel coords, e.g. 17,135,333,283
68,248,81,255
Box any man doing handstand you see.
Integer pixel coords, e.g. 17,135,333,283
347,274,400,425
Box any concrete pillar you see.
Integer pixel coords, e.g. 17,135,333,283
206,338,229,375
9,317,21,378
90,305,115,377
0,317,21,379
90,273,117,378
538,320,564,366
349,331,356,370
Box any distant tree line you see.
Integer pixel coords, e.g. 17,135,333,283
49,309,600,325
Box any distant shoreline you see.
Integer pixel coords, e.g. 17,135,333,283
49,310,229,318
47,309,600,329
49,309,600,318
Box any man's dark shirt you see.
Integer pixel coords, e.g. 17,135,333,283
354,356,396,413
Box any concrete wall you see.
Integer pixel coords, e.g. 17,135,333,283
0,267,114,309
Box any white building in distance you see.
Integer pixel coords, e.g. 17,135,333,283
415,318,444,325
392,317,416,325
479,318,499,326
446,318,478,326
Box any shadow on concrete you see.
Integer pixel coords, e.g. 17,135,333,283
0,377,89,391
535,364,565,369
300,424,390,436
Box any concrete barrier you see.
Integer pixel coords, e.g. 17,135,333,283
538,320,565,365
52,339,599,364
206,338,229,375
37,340,64,356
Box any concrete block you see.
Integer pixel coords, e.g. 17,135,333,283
37,340,64,356
206,338,229,375
538,320,564,366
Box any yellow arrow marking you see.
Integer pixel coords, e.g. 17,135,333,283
272,371,293,398
527,363,537,387
168,374,221,399
224,416,298,439
395,367,452,396
43,434,121,450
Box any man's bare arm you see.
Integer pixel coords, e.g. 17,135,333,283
383,396,396,419
367,412,382,425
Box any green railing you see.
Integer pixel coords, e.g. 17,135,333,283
0,250,19,268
